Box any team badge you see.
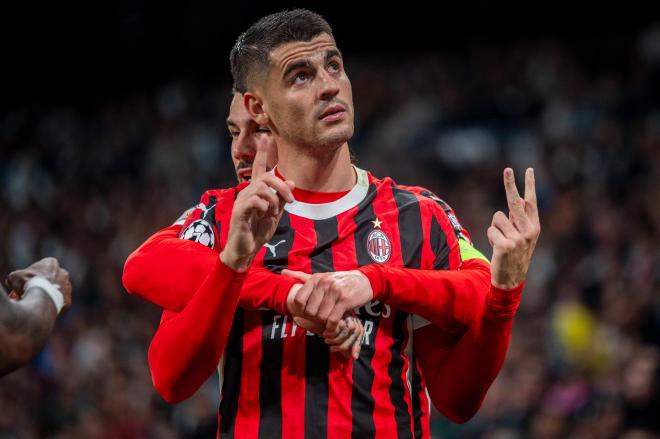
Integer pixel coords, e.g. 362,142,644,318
367,217,391,263
181,219,215,249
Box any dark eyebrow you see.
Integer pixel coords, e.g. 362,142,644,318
283,59,312,80
325,49,342,63
226,119,238,130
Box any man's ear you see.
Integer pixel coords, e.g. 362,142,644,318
244,92,270,126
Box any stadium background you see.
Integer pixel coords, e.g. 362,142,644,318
0,1,658,438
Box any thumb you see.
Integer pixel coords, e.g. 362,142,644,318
294,316,324,335
281,269,311,282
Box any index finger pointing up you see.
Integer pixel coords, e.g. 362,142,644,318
252,141,268,179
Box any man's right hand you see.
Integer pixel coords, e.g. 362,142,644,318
221,144,295,272
5,257,72,312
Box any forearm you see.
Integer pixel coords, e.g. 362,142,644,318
123,226,297,314
0,287,57,376
148,257,245,403
359,258,491,334
416,282,523,423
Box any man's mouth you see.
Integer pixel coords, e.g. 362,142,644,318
237,166,252,182
319,104,346,122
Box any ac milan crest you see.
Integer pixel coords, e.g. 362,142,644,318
367,228,391,263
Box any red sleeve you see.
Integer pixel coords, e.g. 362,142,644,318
414,278,523,423
359,258,491,334
148,257,245,403
122,225,297,314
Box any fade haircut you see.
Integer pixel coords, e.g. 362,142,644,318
230,9,334,93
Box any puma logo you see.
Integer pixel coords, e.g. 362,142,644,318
264,240,286,257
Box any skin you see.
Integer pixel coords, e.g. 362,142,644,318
241,32,541,335
0,257,72,377
224,93,364,357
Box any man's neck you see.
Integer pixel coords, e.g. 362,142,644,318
277,142,355,192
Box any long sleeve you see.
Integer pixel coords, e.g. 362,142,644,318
358,257,491,334
414,279,524,423
122,225,297,314
148,257,245,403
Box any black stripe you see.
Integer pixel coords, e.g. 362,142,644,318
391,187,423,269
392,185,425,438
258,311,283,439
388,310,413,439
263,212,294,274
430,215,450,270
219,308,244,437
410,357,424,439
351,184,379,438
257,212,293,437
304,216,338,438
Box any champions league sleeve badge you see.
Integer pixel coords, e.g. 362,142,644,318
180,219,216,249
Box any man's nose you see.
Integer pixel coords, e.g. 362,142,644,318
232,134,256,162
318,69,340,101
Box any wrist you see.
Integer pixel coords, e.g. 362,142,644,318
356,265,384,301
286,284,303,314
486,281,524,321
25,276,64,314
219,249,253,273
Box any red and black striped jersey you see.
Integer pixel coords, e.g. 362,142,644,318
177,167,467,439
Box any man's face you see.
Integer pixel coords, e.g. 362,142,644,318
227,93,278,183
260,33,354,152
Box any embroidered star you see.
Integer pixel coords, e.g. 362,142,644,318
371,217,383,229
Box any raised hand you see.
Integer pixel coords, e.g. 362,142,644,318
221,143,295,272
487,168,541,289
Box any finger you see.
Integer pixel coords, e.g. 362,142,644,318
294,316,324,335
259,174,295,204
524,168,539,222
487,225,511,251
492,211,520,238
304,287,325,321
291,281,314,315
336,331,359,354
503,168,525,219
281,269,312,282
254,187,281,217
252,141,269,179
245,196,270,219
325,303,348,334
351,321,364,359
6,271,29,293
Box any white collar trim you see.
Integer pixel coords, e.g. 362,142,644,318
274,166,369,220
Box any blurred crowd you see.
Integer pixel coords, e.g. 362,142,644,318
1,25,659,439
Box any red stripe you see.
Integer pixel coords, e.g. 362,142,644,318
369,181,405,438
280,214,315,439
416,360,431,439
234,312,262,439
327,205,360,439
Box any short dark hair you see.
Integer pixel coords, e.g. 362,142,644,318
230,9,334,93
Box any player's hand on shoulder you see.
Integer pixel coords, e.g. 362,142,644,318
221,144,295,272
487,168,541,289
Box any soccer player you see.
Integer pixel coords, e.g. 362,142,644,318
0,257,72,376
125,93,365,403
125,9,540,438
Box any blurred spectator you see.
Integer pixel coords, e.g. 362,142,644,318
1,25,659,438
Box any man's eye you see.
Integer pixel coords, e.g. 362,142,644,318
294,72,309,84
257,127,271,133
328,61,340,73
229,131,239,138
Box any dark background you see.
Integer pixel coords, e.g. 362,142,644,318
0,2,659,438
